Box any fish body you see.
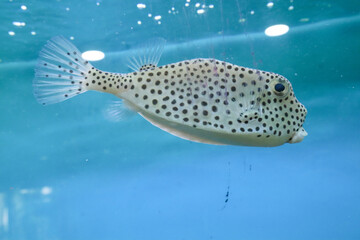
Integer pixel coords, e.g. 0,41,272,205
34,36,307,147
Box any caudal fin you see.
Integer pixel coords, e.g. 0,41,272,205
33,36,93,105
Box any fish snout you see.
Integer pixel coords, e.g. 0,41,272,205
289,127,308,144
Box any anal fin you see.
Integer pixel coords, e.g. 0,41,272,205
104,100,136,122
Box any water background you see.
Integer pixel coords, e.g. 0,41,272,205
0,0,360,239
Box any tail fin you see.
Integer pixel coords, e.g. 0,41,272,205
33,36,93,105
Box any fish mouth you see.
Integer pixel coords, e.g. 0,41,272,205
289,127,308,144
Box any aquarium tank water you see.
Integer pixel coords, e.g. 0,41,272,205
0,0,359,239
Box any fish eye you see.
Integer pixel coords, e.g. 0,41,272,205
274,83,285,92
270,78,289,97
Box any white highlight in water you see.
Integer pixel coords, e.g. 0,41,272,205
66,7,70,11
137,20,142,25
70,36,74,40
265,24,289,37
8,31,15,36
267,2,274,8
250,10,255,15
300,18,310,22
148,13,152,17
2,208,8,232
209,4,214,8
288,6,294,11
21,5,27,10
82,50,105,61
154,15,161,20
41,186,52,195
197,9,205,14
185,3,189,7
31,31,36,35
137,3,146,9
20,189,31,194
195,3,200,8
13,21,26,27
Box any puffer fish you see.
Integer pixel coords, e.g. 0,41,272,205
33,36,307,147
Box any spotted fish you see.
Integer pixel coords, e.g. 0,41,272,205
33,36,307,147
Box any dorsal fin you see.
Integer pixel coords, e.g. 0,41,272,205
139,63,156,72
127,38,166,72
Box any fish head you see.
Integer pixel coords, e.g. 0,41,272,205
260,74,307,143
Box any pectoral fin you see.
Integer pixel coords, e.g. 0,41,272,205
238,108,260,122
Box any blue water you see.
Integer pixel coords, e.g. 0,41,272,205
1,0,360,239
